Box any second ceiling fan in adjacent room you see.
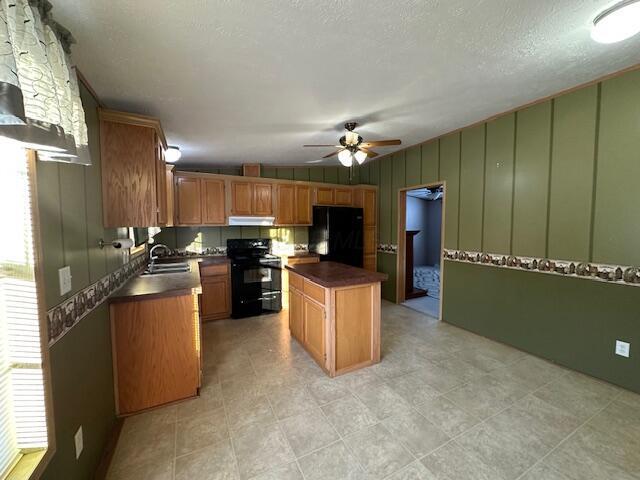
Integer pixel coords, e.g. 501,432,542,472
304,122,401,167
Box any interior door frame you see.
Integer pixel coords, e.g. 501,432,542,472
396,181,446,321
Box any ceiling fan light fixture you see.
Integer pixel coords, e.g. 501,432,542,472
592,0,640,43
345,131,360,146
338,149,353,167
354,150,367,164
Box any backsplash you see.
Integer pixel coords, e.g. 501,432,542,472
152,226,309,254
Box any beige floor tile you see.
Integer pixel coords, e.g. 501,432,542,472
177,392,224,420
107,457,174,480
489,355,566,392
518,463,574,480
321,394,378,436
120,404,177,435
176,407,229,456
306,377,350,405
421,441,506,480
455,348,506,373
231,423,295,479
174,440,239,480
587,400,640,443
298,441,372,480
250,462,303,480
411,361,467,393
455,423,539,479
355,382,413,420
334,368,381,391
267,384,318,420
414,395,480,437
279,408,339,457
110,422,176,474
533,372,620,421
445,374,527,419
226,395,276,432
382,409,450,457
485,394,581,456
221,374,265,405
386,461,438,480
344,424,414,478
386,371,440,406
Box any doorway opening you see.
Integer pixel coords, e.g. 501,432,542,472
397,183,445,320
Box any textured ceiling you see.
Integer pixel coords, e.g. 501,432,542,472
55,0,640,167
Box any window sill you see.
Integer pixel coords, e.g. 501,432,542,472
5,450,46,480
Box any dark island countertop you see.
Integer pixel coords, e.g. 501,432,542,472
286,261,388,288
110,258,229,303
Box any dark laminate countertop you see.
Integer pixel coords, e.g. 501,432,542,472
110,258,215,303
286,261,388,288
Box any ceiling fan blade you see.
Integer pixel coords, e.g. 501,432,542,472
303,144,341,147
323,148,345,159
359,147,379,158
361,139,401,147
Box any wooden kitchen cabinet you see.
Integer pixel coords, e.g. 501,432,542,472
335,188,353,205
175,175,202,225
303,297,326,365
110,294,200,415
99,108,168,227
199,261,231,321
356,188,378,271
316,187,335,205
165,165,175,227
202,178,225,224
230,181,273,216
281,254,320,308
276,184,311,225
289,287,304,342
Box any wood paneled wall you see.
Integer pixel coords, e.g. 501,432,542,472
360,67,640,300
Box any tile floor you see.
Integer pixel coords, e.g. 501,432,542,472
402,295,440,319
107,301,640,480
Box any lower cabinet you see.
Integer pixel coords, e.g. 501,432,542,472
110,294,201,415
199,261,231,321
289,287,304,342
303,297,326,365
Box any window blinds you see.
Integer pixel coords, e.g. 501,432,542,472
0,146,47,477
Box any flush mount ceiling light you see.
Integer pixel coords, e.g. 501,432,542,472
592,0,640,43
165,146,182,163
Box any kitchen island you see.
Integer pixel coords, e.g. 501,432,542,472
285,261,387,377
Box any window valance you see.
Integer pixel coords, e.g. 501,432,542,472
0,0,90,165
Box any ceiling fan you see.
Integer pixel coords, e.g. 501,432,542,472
304,122,401,167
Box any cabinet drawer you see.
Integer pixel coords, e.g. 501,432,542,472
200,262,229,277
289,272,303,290
304,280,325,305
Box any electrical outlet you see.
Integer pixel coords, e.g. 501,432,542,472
59,266,72,295
615,340,630,358
74,426,83,459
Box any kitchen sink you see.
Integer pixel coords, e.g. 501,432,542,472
141,262,191,275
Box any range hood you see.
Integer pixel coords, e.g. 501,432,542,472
228,216,275,226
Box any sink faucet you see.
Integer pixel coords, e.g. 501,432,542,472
149,244,171,271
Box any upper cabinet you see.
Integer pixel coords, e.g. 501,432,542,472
315,187,353,206
230,180,273,216
276,184,311,225
99,109,168,228
174,173,225,226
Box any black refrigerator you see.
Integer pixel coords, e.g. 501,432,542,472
309,206,364,267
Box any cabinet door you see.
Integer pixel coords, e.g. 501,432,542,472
155,140,168,226
304,298,325,366
231,181,253,215
202,179,226,225
165,166,174,227
295,185,312,224
364,254,377,272
289,287,304,342
100,121,157,227
363,190,376,226
335,188,353,206
276,184,295,225
316,187,334,205
253,183,273,215
175,176,202,225
364,226,376,255
201,276,230,320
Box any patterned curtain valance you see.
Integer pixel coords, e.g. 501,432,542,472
0,0,90,165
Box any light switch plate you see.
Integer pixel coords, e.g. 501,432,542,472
58,266,72,295
74,426,83,459
615,340,630,358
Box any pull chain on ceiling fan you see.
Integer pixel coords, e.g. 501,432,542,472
304,122,401,167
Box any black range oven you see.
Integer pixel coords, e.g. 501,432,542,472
227,238,282,318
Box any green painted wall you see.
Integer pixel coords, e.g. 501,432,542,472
365,68,640,392
443,261,640,393
38,84,126,479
